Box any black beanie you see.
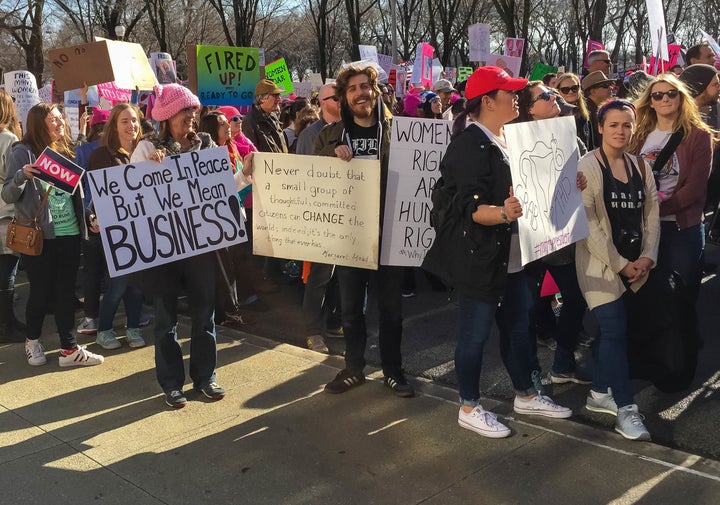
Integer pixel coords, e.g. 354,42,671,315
679,64,718,97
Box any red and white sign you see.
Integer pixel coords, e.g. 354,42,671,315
35,147,85,194
97,81,133,104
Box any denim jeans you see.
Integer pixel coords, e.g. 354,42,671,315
336,264,403,375
23,236,81,349
154,254,217,392
591,297,634,408
658,221,704,300
97,274,143,331
455,294,496,404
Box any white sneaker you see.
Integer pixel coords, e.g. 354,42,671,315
76,317,98,335
458,406,511,438
514,394,572,419
25,339,47,366
59,345,104,367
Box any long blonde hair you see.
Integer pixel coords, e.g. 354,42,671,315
629,73,713,152
556,72,589,121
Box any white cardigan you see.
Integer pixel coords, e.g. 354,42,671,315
574,152,660,310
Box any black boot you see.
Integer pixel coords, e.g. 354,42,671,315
0,289,24,343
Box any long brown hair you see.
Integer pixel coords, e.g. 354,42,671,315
0,90,21,137
21,103,75,158
101,103,142,154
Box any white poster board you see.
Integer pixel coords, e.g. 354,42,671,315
87,147,246,277
381,117,452,266
486,54,522,78
252,153,381,269
359,45,379,63
3,71,40,133
646,0,669,61
469,23,491,62
504,116,589,265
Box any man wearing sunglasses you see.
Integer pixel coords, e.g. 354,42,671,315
582,70,615,149
587,50,613,75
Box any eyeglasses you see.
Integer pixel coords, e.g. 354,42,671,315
558,85,580,94
321,95,339,102
529,91,553,106
650,89,680,101
230,115,243,122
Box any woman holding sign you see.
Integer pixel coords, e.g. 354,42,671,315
576,99,659,440
432,67,571,439
2,103,104,367
130,84,223,409
87,103,146,350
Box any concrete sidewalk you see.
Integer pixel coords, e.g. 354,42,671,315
2,323,720,505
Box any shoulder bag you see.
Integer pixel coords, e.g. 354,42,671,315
6,186,52,256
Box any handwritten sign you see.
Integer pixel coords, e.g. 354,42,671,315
97,81,133,103
4,71,40,133
381,117,452,266
35,147,85,194
359,45,379,63
504,116,589,265
252,153,380,269
457,67,473,83
265,58,294,95
87,147,246,277
468,23,490,62
293,81,312,98
195,45,260,105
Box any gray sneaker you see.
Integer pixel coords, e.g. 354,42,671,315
96,329,121,350
76,317,98,335
586,390,618,416
125,328,146,348
615,404,651,441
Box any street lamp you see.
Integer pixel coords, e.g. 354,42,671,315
114,25,126,41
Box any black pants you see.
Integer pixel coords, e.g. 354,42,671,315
81,234,105,318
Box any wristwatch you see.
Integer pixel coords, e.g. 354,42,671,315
500,206,509,223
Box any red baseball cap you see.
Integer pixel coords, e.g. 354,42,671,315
465,66,528,100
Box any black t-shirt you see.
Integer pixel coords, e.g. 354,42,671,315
600,155,645,255
347,122,379,159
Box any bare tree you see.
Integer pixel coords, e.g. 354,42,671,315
0,0,46,82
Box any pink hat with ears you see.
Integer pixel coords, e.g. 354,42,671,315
150,84,200,121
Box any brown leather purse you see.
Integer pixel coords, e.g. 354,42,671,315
6,186,52,256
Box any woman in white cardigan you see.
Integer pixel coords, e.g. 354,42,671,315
575,99,660,441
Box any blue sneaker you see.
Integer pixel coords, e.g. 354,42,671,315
615,404,651,441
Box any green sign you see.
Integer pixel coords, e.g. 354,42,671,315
528,62,558,82
457,67,473,83
196,45,260,105
265,58,294,95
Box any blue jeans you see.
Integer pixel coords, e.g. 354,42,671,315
154,254,217,392
455,294,496,405
98,274,143,331
658,221,704,300
336,264,403,375
591,297,634,408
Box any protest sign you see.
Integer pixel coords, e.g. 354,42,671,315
444,67,457,83
358,45,379,63
97,81,132,103
308,73,324,91
583,40,605,69
38,82,53,105
265,58,294,95
150,52,177,84
468,23,490,62
700,30,720,57
3,71,40,132
504,38,525,58
35,147,85,194
486,54,521,78
381,117,452,266
411,43,434,87
49,40,158,92
431,58,444,84
64,86,99,106
457,67,473,82
504,116,589,265
87,147,246,277
646,0,669,62
378,54,393,73
389,65,407,97
293,81,312,98
190,45,261,105
252,153,380,269
529,62,559,81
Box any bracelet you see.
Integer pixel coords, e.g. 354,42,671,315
500,206,509,223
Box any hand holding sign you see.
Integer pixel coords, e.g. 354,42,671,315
504,186,523,222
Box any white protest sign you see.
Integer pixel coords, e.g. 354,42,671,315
486,54,522,78
378,54,393,73
150,52,177,84
87,147,247,277
504,116,589,265
294,81,312,98
309,73,324,91
253,153,381,269
381,117,452,266
431,58,444,84
700,30,720,57
359,45,379,63
4,71,40,133
38,82,53,104
343,59,388,81
469,23,491,62
646,0,669,61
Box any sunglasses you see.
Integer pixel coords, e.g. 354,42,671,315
230,115,243,122
592,83,612,89
650,89,679,101
321,95,339,102
558,85,580,94
529,90,553,106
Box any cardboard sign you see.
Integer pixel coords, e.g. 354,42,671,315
252,153,381,270
529,62,559,81
504,116,589,265
150,52,177,84
468,23,490,62
486,54,522,78
504,38,525,58
87,147,246,277
97,81,133,103
3,71,40,132
188,45,260,105
49,40,158,93
265,58,294,95
35,147,85,194
381,117,452,266
457,67,473,82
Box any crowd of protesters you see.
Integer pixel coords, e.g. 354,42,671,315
1,41,718,442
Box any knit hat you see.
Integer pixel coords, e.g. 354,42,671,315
151,84,200,121
402,92,423,116
89,108,110,127
679,64,718,97
255,79,284,96
465,66,528,100
217,106,241,119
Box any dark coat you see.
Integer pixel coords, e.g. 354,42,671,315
241,105,288,154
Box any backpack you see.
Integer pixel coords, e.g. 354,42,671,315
421,176,464,285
